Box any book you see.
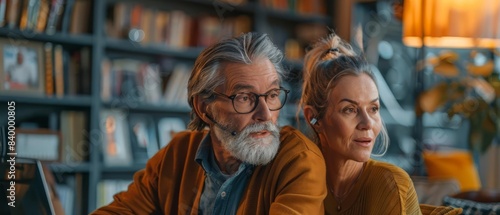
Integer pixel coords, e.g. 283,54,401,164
60,111,88,163
44,42,54,96
15,129,62,161
109,2,129,38
45,0,64,34
6,0,22,28
197,15,219,47
66,50,78,95
18,0,28,29
69,0,90,35
54,44,63,97
110,58,142,101
0,0,6,27
163,64,191,107
105,58,163,104
27,0,41,30
79,47,91,94
101,58,112,101
59,0,73,33
152,10,168,44
142,63,162,104
36,0,49,32
62,48,70,95
140,7,153,44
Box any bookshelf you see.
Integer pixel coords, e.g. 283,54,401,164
0,0,336,213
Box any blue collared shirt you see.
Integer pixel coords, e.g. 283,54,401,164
195,133,254,215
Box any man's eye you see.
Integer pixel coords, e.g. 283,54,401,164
343,107,356,114
268,93,279,99
235,94,251,102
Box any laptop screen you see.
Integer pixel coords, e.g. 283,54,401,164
0,159,55,215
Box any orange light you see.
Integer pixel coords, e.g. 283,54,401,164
403,0,500,48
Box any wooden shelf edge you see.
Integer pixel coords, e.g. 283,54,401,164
265,8,331,24
102,164,146,173
105,38,203,59
0,95,93,106
49,162,92,173
105,0,257,12
0,28,94,46
102,100,191,113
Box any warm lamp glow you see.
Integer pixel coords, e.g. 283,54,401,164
403,0,500,48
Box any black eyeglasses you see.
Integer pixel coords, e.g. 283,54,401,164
212,87,290,114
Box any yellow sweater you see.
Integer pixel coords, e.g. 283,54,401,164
92,126,326,215
325,159,422,215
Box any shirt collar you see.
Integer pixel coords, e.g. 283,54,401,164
195,133,254,176
195,132,215,173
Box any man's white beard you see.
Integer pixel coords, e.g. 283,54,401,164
213,122,280,165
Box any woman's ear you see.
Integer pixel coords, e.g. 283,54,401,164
303,105,319,126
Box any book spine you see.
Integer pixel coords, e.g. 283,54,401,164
45,0,63,34
36,0,49,32
54,44,64,97
27,0,40,30
0,0,7,27
59,0,72,33
6,0,21,28
44,42,54,96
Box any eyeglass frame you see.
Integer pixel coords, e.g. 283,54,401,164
211,87,290,114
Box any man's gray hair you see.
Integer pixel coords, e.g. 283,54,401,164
187,32,285,130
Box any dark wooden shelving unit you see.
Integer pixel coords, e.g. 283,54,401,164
0,0,336,213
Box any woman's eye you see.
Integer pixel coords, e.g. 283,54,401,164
371,106,379,113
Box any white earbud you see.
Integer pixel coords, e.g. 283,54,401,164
310,118,317,125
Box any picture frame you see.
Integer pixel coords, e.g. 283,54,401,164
15,129,62,162
157,117,186,149
0,38,45,95
100,110,132,166
128,114,159,163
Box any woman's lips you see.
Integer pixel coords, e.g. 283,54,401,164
354,138,372,147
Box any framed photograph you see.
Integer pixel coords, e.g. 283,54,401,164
0,39,45,94
15,129,62,162
100,110,132,166
157,117,186,149
128,114,159,163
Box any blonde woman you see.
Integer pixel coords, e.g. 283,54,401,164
300,33,422,214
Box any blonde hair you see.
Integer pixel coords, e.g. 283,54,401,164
300,33,389,156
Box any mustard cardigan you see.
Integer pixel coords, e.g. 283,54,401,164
325,159,422,215
92,126,327,215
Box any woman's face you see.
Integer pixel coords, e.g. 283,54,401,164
318,73,382,162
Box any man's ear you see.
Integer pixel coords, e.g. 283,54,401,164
192,95,209,124
303,105,319,126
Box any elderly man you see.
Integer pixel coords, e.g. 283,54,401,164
92,32,326,215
